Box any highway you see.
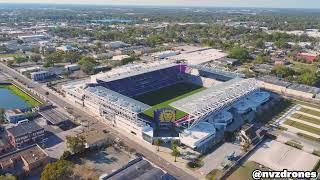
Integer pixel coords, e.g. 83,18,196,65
0,63,197,180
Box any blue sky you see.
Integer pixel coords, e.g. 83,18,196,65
0,0,320,9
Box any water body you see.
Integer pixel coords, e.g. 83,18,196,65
0,88,31,109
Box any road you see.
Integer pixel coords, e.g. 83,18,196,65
0,63,197,180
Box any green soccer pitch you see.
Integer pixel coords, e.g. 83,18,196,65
134,82,206,120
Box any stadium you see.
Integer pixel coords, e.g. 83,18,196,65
63,60,270,153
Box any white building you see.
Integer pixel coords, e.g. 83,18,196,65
151,50,178,59
30,71,53,81
112,55,130,61
64,64,80,72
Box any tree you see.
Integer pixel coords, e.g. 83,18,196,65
298,71,319,86
81,61,95,75
271,65,296,78
14,56,28,65
41,160,73,180
254,55,269,64
0,108,5,123
229,47,249,61
78,56,95,65
44,52,63,67
78,56,96,75
66,135,86,154
29,54,42,62
154,139,163,152
17,39,24,45
171,139,178,149
172,146,180,162
60,150,72,160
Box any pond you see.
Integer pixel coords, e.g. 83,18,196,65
0,87,31,109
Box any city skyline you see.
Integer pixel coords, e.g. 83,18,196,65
0,0,320,9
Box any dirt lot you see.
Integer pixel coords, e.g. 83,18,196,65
72,146,134,179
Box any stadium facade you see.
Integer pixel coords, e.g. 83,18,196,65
63,61,270,153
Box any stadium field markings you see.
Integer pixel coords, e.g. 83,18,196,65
290,113,320,126
134,82,207,120
284,119,320,136
299,107,320,117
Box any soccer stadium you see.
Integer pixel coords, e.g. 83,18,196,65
63,60,270,153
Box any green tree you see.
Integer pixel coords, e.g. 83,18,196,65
0,108,5,123
14,56,28,65
254,55,269,64
66,135,86,154
78,56,96,65
29,54,42,62
298,72,319,86
81,61,95,75
41,160,74,180
229,47,249,61
17,39,24,44
172,146,180,162
60,150,72,160
44,52,63,67
271,65,296,78
154,139,163,152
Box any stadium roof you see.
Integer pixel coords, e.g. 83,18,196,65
167,48,227,65
86,86,151,113
93,62,177,83
191,65,245,79
171,78,259,120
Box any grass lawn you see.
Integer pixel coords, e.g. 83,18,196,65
227,161,268,180
291,113,320,126
299,107,320,117
285,140,303,150
293,99,320,109
0,54,17,58
0,84,41,107
134,82,206,120
284,119,320,135
297,132,320,142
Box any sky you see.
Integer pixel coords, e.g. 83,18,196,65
0,0,320,9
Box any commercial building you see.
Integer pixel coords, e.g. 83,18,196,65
7,121,45,148
64,64,80,72
0,144,49,177
30,71,53,81
4,109,36,124
167,48,228,65
151,50,178,59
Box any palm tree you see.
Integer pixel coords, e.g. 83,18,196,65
172,147,180,162
154,139,162,152
171,139,178,149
